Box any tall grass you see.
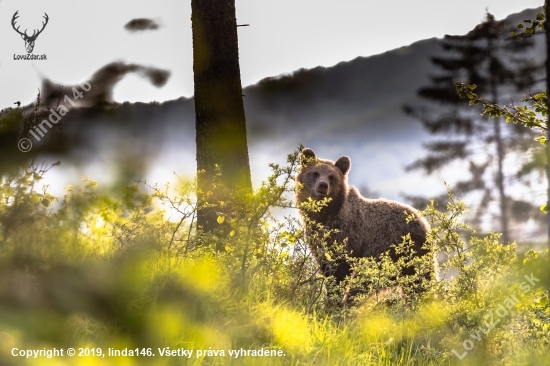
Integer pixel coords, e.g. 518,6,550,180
0,149,548,365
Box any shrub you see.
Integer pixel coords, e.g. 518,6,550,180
0,148,548,365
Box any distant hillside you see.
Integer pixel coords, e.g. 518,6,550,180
244,36,441,146
2,7,544,203
242,7,544,150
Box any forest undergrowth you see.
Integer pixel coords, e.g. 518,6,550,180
0,144,549,366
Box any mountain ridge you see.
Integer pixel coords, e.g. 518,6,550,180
2,7,543,204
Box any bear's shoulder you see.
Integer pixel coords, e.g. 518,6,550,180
345,190,421,217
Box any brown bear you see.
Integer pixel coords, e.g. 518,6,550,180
295,148,432,301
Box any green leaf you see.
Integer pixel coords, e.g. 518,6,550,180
41,198,51,207
509,31,517,38
540,204,547,213
517,23,524,29
217,215,225,224
535,136,547,146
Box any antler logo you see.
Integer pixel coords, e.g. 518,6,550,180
12,11,49,54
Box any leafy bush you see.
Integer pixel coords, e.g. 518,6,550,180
0,148,548,366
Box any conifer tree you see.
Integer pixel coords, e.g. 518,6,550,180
404,13,540,242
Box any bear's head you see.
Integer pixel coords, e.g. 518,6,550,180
296,148,350,210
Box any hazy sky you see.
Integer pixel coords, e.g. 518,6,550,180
0,0,543,108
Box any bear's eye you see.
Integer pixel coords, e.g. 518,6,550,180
312,172,320,178
329,175,334,181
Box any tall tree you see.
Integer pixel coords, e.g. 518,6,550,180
545,1,550,243
404,13,539,242
191,0,252,234
516,3,550,244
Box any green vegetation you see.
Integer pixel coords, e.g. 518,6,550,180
0,145,548,366
454,5,549,232
403,12,543,242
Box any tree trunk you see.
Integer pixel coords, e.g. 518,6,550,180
546,0,550,246
490,90,509,243
489,35,509,243
191,0,252,235
493,117,509,243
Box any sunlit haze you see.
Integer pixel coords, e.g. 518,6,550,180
0,0,543,107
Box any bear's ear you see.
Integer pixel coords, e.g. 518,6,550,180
301,148,316,165
335,156,351,175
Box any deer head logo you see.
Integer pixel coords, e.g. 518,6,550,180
12,11,49,54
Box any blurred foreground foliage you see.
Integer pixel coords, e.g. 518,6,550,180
0,148,549,366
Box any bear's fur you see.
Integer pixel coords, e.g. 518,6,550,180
295,148,432,292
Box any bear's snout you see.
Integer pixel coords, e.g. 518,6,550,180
316,181,329,196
